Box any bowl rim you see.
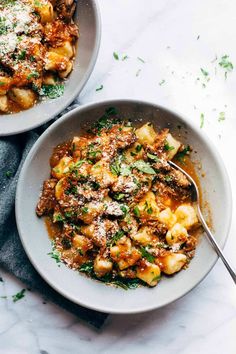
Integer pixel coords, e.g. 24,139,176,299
15,99,233,314
0,0,102,137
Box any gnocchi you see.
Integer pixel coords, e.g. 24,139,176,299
0,0,78,114
36,119,202,290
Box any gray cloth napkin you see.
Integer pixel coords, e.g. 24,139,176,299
0,103,108,329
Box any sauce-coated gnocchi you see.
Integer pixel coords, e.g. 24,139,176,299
36,111,201,289
0,0,78,114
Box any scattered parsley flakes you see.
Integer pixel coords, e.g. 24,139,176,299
219,55,233,79
147,152,159,162
137,56,145,63
200,113,204,128
110,230,125,245
79,261,94,274
81,207,88,214
159,79,165,86
133,206,140,217
40,84,65,99
113,52,119,60
218,111,225,122
175,145,190,163
12,289,26,302
136,69,141,77
197,35,200,40
200,68,209,77
132,160,156,174
164,142,174,151
122,55,129,61
48,243,61,264
140,246,155,263
96,84,103,92
27,71,39,80
5,170,12,178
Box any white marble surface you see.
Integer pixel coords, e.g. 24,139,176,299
1,0,236,353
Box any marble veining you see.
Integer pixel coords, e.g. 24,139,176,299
0,0,236,353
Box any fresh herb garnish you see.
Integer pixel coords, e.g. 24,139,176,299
140,246,155,263
48,243,61,264
96,84,103,91
12,289,26,302
79,261,94,274
27,71,39,80
133,206,140,217
137,57,145,63
40,84,64,99
91,107,119,133
5,170,12,178
175,145,190,162
122,55,129,61
219,55,233,79
110,230,124,245
135,144,143,152
18,50,26,60
81,207,88,214
164,142,175,151
218,111,225,122
200,68,209,77
200,113,204,128
113,193,125,201
147,152,159,162
164,175,173,182
132,160,156,174
159,79,165,86
113,52,119,60
136,69,141,77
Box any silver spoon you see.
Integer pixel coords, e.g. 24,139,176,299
168,160,236,284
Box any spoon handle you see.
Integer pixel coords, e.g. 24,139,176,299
197,207,236,284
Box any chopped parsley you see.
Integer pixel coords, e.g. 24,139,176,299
132,160,156,174
5,170,12,178
147,152,159,162
122,55,129,61
12,289,26,302
219,55,233,79
218,111,225,122
48,243,61,264
136,69,141,77
200,68,209,77
96,84,103,91
27,71,39,80
110,230,124,245
91,107,119,133
164,142,174,151
133,206,140,217
18,50,26,60
40,84,65,99
175,145,190,163
140,247,155,263
137,56,145,63
79,261,94,274
81,207,88,214
200,113,204,128
113,52,119,60
159,79,165,86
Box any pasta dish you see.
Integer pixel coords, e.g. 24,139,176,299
0,0,78,113
36,110,201,289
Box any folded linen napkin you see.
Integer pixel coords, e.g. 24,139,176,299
0,103,108,329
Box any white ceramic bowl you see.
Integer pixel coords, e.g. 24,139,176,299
0,0,101,136
15,100,232,314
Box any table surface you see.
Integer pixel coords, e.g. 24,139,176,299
1,0,236,353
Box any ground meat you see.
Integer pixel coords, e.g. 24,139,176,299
50,141,71,167
36,179,57,216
